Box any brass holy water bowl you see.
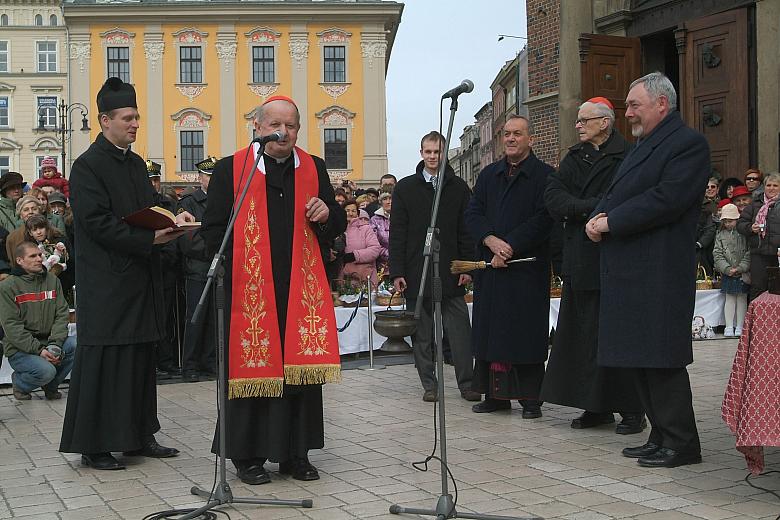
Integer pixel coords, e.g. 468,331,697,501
373,293,416,352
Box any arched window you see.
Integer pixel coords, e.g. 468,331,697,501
49,14,57,26
34,14,42,26
0,14,8,26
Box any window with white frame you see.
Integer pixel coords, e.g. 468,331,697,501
252,46,274,83
37,41,57,72
0,41,7,72
180,130,204,171
0,97,9,127
49,14,57,26
37,96,57,128
0,156,9,176
34,14,42,26
324,128,347,169
107,47,130,82
323,46,345,83
179,46,202,84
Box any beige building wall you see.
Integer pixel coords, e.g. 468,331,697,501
0,0,70,184
756,0,780,173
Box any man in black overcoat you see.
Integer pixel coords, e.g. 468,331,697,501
389,131,479,403
201,96,346,485
60,78,192,470
465,115,553,419
586,72,708,468
541,98,645,434
178,156,218,382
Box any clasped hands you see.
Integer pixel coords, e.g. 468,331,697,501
586,213,609,242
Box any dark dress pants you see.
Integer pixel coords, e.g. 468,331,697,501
632,367,701,454
182,278,216,374
407,296,474,392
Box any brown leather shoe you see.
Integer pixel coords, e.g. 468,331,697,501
423,389,438,402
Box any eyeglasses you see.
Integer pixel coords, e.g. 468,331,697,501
707,185,718,189
745,177,760,181
574,116,605,126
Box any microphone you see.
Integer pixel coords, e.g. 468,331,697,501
441,79,474,99
252,131,285,145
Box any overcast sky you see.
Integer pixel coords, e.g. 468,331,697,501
385,0,527,178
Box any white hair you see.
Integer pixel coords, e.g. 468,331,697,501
578,101,615,131
630,71,677,111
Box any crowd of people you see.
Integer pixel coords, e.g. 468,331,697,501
1,71,778,483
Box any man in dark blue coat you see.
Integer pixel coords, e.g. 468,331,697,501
465,115,553,419
586,72,709,468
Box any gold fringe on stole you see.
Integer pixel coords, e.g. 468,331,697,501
228,377,284,399
284,364,342,386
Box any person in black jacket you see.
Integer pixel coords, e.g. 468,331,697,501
390,131,479,403
178,156,218,382
540,97,644,435
59,78,193,470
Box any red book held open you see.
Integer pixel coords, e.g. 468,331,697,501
123,206,201,231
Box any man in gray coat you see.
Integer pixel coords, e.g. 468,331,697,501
586,72,708,468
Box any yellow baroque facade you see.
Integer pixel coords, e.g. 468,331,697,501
62,0,402,185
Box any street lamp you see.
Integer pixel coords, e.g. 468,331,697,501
498,34,528,115
37,99,90,177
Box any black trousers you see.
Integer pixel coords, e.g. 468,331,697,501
182,278,216,374
632,367,701,454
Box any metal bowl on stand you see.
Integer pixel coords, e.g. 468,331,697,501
372,293,416,352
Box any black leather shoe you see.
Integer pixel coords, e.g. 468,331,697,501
182,371,200,383
123,437,180,458
234,459,271,485
279,458,320,481
199,370,217,381
615,414,647,435
472,398,511,413
637,447,702,468
571,411,614,429
621,442,661,458
521,404,542,419
81,452,125,470
460,390,482,402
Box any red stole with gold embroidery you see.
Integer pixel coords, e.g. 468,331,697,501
228,145,341,398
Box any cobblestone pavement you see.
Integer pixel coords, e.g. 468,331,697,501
1,338,778,520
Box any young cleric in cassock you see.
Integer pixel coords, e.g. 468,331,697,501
59,78,193,470
200,96,346,486
540,97,646,435
586,72,707,468
464,114,553,419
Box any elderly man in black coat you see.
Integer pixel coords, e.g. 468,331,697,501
60,78,193,470
541,97,645,435
586,72,709,469
465,115,553,419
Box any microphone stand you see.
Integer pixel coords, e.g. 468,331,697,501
389,98,539,520
181,140,313,519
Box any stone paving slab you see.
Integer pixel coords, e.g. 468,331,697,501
1,338,779,519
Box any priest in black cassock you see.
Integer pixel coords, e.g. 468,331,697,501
201,95,346,486
59,78,193,470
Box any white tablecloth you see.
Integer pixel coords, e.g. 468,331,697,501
1,291,726,383
335,289,725,355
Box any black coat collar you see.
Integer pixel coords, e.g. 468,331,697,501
96,133,133,162
414,161,456,186
568,130,626,157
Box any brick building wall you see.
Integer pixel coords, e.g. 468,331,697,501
526,0,560,166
